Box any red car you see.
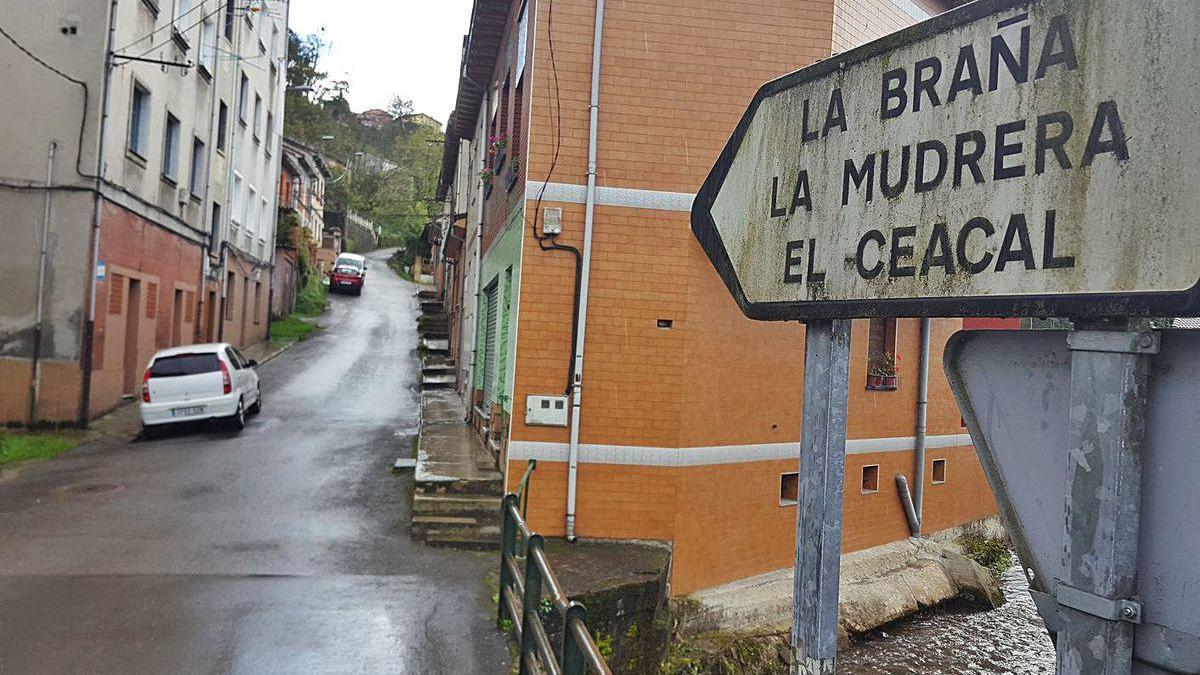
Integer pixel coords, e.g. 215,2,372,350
329,253,366,295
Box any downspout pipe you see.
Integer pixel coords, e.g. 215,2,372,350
469,92,487,404
79,0,120,425
913,317,931,535
30,141,58,426
566,0,605,542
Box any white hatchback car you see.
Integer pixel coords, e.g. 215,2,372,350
140,343,262,436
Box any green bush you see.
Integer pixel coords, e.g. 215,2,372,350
293,273,328,317
956,521,1013,577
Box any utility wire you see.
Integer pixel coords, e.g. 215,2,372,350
523,0,580,396
112,0,210,53
0,23,99,182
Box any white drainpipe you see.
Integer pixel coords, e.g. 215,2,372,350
566,0,605,542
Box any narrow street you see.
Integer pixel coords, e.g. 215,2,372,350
0,250,509,674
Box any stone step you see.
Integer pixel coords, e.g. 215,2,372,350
412,514,479,529
413,494,502,522
422,364,455,375
414,476,505,497
421,376,455,390
421,530,501,551
421,338,449,352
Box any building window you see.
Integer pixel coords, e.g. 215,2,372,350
516,0,528,77
861,464,880,494
217,101,228,151
231,172,244,230
866,318,898,391
210,202,222,244
198,19,216,76
932,458,947,485
223,0,235,40
270,24,279,63
162,112,181,182
265,112,274,156
246,185,257,239
779,472,798,506
238,73,249,123
174,0,193,33
253,93,262,143
189,137,205,196
128,82,151,158
259,196,269,242
253,281,262,323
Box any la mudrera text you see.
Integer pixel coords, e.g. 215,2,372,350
770,12,1129,287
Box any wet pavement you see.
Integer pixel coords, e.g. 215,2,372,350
839,562,1055,674
0,250,510,674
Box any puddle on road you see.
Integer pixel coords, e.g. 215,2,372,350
840,563,1055,674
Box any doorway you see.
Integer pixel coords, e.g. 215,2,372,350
172,289,184,346
205,290,217,342
123,278,142,396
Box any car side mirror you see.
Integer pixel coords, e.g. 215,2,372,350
247,359,258,367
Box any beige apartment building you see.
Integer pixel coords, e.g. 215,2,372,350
0,0,287,425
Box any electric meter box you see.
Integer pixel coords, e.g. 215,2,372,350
525,395,568,426
542,207,563,235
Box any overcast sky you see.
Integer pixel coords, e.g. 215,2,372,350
288,0,474,124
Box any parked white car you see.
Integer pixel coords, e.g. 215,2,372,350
140,343,262,437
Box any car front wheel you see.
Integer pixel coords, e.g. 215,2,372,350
248,388,262,415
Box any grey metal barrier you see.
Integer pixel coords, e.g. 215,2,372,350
497,493,612,675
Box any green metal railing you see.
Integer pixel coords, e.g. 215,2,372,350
498,493,612,675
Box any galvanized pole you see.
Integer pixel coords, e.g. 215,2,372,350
791,319,851,675
1055,321,1156,674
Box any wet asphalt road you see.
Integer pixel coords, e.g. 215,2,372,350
0,250,509,674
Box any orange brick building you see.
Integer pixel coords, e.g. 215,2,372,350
434,0,993,595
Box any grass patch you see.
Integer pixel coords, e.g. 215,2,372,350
0,430,82,466
293,274,329,317
956,521,1014,577
269,315,317,341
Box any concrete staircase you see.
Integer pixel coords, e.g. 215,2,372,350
412,390,505,550
416,291,452,382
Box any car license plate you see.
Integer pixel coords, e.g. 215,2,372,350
171,406,205,417
339,281,352,285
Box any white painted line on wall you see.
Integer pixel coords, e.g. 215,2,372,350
508,434,974,467
528,181,695,212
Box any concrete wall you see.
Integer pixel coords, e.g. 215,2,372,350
0,2,109,423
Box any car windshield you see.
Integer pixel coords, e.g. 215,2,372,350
149,353,221,377
336,259,362,270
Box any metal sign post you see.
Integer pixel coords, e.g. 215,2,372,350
1057,323,1156,673
791,320,851,675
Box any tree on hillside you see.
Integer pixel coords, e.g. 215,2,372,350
281,31,443,264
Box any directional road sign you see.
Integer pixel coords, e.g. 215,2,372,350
692,0,1200,320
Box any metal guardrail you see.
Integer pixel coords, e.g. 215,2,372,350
498,493,612,675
